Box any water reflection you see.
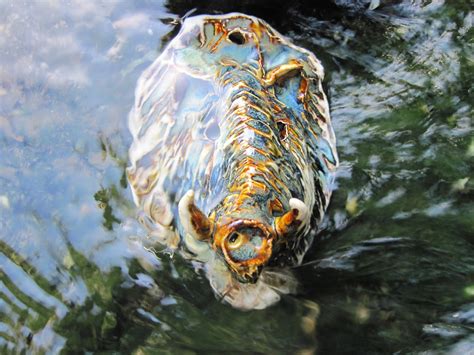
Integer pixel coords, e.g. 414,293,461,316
0,0,473,353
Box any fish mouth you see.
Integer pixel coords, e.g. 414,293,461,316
213,218,275,283
233,265,263,284
206,257,298,310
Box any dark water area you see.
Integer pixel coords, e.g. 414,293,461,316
0,0,473,353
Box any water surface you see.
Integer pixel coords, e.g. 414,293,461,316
0,0,473,353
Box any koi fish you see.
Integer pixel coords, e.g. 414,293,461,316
128,13,338,309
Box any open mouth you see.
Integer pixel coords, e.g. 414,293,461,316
213,219,275,283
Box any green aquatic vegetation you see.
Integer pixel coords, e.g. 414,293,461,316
94,188,122,231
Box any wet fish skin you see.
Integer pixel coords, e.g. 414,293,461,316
127,13,338,307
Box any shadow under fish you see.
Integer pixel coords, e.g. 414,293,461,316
127,13,338,310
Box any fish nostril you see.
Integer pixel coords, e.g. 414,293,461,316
228,30,246,45
277,121,289,141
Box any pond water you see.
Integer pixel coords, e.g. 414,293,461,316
0,0,472,353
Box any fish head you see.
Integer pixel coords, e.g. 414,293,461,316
179,191,310,283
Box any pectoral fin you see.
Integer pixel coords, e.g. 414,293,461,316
275,198,309,237
178,190,213,241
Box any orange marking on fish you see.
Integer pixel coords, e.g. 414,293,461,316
234,123,273,140
250,22,263,39
298,77,308,102
272,103,283,113
275,208,302,237
205,21,228,53
188,203,212,240
232,90,263,105
210,33,227,53
263,60,303,87
208,20,225,35
245,102,272,119
249,145,273,158
269,198,284,214
267,28,282,44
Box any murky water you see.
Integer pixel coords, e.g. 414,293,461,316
0,0,472,353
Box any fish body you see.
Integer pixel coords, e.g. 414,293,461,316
128,13,338,309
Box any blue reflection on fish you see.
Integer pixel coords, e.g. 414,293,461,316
127,13,338,310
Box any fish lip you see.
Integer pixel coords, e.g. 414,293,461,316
213,218,274,256
233,267,262,284
213,218,275,282
226,219,273,237
244,265,264,283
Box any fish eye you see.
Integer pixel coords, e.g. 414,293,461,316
228,30,246,45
